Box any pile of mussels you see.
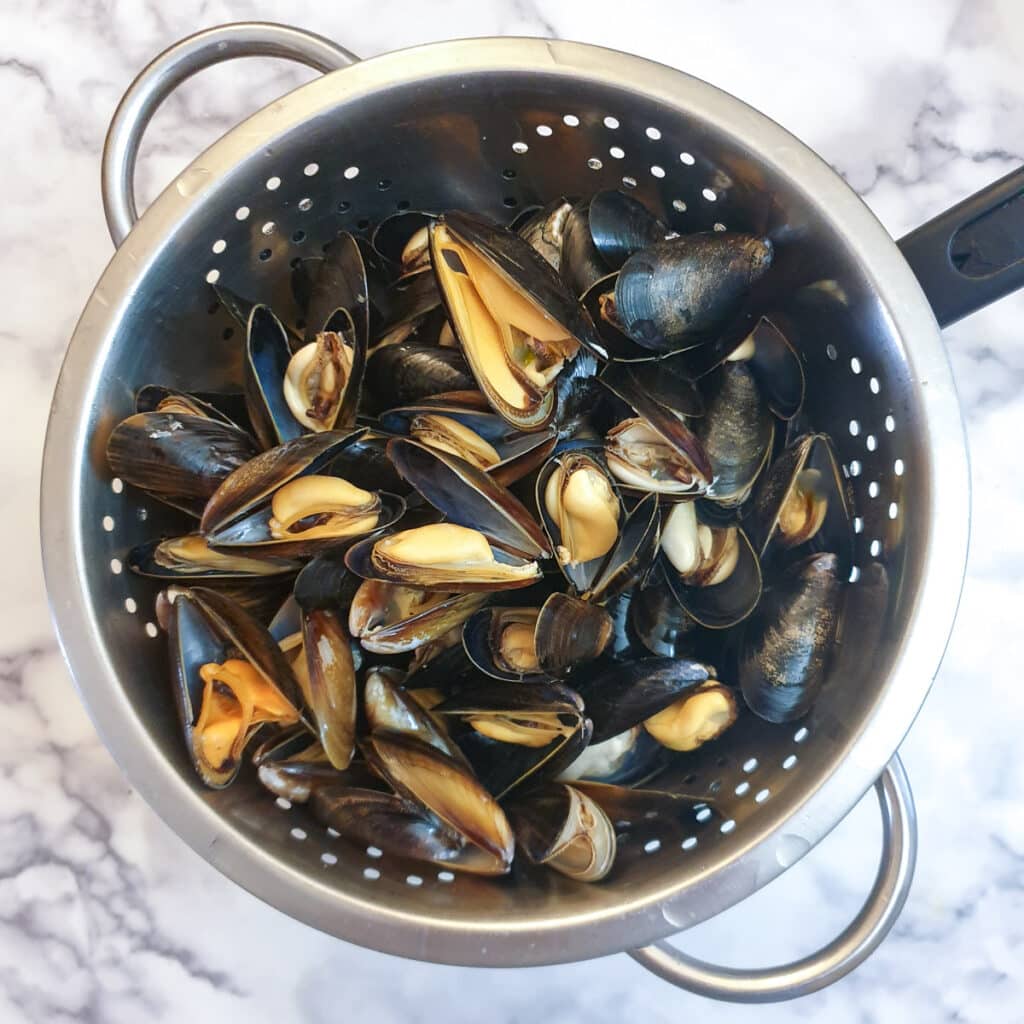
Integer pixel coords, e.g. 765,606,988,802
106,192,851,882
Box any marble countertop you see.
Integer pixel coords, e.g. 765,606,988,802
5,0,1024,1020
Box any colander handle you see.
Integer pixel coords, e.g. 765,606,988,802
629,754,916,1003
101,22,358,247
899,165,1024,327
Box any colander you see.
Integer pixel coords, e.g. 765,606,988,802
40,22,1024,1004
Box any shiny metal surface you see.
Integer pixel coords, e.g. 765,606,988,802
630,755,916,1001
41,27,970,983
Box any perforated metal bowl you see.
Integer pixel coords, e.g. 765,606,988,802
45,22,1022,1003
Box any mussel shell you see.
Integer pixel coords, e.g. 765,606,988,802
365,342,475,407
607,357,705,419
456,715,593,800
215,282,303,349
614,234,773,351
204,489,405,560
134,386,242,427
663,525,763,629
748,432,852,572
364,666,467,763
199,428,367,534
362,731,515,871
252,726,343,803
128,534,300,580
371,211,436,267
291,550,363,612
373,268,443,336
188,586,304,712
588,190,667,269
534,592,612,676
106,412,259,508
743,317,805,421
327,433,409,495
535,450,622,594
576,657,711,743
352,580,489,654
580,273,663,362
571,781,714,826
583,491,661,603
244,304,304,449
462,607,548,683
379,394,557,486
697,361,774,506
344,526,542,593
303,232,373,345
515,196,574,270
629,580,700,657
506,783,616,882
387,437,549,559
598,365,713,492
434,680,584,718
559,200,607,298
739,552,842,723
558,727,666,787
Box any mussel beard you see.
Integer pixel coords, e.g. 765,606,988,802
283,332,354,431
369,524,540,587
432,224,577,425
543,457,620,567
269,475,380,541
193,658,300,778
409,413,501,470
606,418,707,495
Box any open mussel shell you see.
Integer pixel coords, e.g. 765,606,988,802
507,783,616,882
629,577,700,658
462,607,548,682
599,364,713,496
739,552,842,723
582,492,661,603
558,726,666,787
435,681,584,740
576,656,712,743
364,666,467,763
128,534,300,580
559,199,607,298
365,341,475,408
613,234,773,351
345,522,543,593
244,304,304,450
430,211,598,432
200,428,366,535
735,317,805,421
252,726,343,803
106,412,259,514
588,190,668,269
456,715,593,801
350,579,489,654
134,385,242,426
697,361,774,507
362,731,515,874
517,197,575,271
571,781,715,826
328,433,409,495
289,608,357,769
388,436,549,559
536,450,622,593
379,393,557,486
371,210,436,271
535,592,612,676
215,282,304,350
642,680,739,751
372,268,443,341
661,506,763,629
748,432,852,572
303,232,374,345
204,485,404,561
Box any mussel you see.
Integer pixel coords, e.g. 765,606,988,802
739,552,843,723
642,680,738,751
365,341,475,406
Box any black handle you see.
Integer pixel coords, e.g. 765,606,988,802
897,166,1024,328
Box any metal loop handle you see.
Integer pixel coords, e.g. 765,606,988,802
629,755,916,1003
101,21,358,247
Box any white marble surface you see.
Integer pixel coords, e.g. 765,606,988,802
4,0,1024,1020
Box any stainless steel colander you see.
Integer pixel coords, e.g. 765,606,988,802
43,21,1024,1004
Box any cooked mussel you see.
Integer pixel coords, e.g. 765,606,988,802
748,433,851,571
613,233,773,351
252,726,341,803
350,579,489,653
371,211,435,272
739,552,843,723
430,211,595,431
362,731,515,874
346,523,542,591
106,411,258,517
697,361,774,507
507,783,616,882
660,503,763,628
515,196,574,270
128,534,299,580
642,680,738,751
